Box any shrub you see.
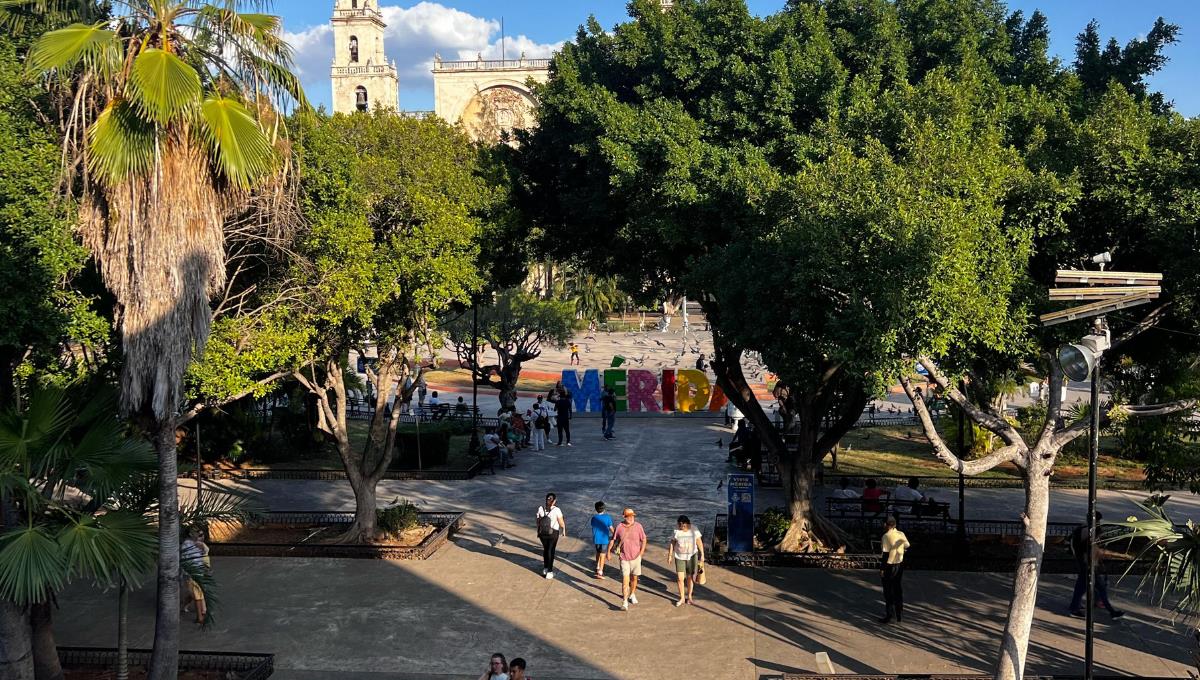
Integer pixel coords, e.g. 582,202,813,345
377,499,419,537
755,507,790,548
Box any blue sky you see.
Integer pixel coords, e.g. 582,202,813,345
276,1,1200,116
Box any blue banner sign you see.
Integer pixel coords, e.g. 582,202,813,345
727,473,755,553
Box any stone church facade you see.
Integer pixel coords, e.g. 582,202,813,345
330,0,399,114
329,1,547,142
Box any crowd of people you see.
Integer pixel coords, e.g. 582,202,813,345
482,381,624,469
533,495,706,611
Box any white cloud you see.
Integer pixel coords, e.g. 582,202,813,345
284,2,562,110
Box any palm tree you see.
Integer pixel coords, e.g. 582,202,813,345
0,382,158,680
1107,496,1199,620
22,4,304,677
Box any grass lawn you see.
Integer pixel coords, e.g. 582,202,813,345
827,425,1146,481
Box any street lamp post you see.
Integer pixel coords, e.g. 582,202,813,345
468,301,480,455
956,397,967,556
1058,316,1112,680
1085,348,1101,680
1040,255,1161,680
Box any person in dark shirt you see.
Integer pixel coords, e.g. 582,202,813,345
1068,512,1125,618
695,353,708,372
601,386,617,440
553,388,572,446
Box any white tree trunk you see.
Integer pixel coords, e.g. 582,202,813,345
995,458,1050,680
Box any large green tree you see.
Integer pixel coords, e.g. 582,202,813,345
446,290,576,410
516,0,1046,549
0,30,105,402
24,3,304,676
284,109,487,542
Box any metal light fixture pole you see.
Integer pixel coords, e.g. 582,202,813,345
468,301,480,455
1085,356,1101,680
956,398,967,555
1039,256,1160,680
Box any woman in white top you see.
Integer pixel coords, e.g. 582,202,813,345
666,515,705,606
477,653,508,680
535,493,566,579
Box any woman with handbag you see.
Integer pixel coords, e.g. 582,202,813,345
666,515,705,606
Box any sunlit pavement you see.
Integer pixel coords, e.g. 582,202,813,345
57,418,1195,679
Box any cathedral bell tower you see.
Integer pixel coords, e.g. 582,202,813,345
331,0,398,114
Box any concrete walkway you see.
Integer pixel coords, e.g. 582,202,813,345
56,418,1195,679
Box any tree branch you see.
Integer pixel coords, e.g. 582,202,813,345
178,371,290,425
901,375,1025,475
918,357,1024,448
1110,302,1172,354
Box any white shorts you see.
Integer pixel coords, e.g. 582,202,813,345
620,556,642,577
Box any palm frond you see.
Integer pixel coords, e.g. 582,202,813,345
57,511,156,588
180,484,262,527
0,526,67,605
198,95,275,188
1106,498,1200,622
87,99,156,182
0,0,93,33
128,48,203,125
27,21,120,76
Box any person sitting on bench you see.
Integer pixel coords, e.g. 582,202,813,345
862,478,887,515
891,477,928,514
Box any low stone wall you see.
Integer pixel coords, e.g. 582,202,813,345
59,647,274,679
208,511,465,560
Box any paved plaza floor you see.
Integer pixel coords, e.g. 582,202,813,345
56,418,1196,679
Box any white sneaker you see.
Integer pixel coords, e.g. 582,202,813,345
566,442,573,447
546,571,554,580
629,594,638,605
621,600,629,610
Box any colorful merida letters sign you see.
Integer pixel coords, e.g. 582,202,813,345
560,369,728,413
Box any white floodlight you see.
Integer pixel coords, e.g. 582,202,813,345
1058,330,1111,382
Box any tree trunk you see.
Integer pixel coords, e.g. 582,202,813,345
498,362,521,411
0,602,33,680
147,419,180,680
117,580,129,680
778,460,820,552
342,481,378,544
995,462,1050,680
29,603,59,680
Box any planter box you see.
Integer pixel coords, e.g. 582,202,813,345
209,511,465,560
59,647,273,679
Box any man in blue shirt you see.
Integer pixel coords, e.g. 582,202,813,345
590,501,615,579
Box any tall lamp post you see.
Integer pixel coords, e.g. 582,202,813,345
1059,318,1110,680
1041,254,1161,680
468,301,480,455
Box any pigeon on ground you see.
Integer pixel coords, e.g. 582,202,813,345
716,438,723,448
654,339,666,347
717,480,723,490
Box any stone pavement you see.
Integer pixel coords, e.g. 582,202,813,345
56,418,1195,679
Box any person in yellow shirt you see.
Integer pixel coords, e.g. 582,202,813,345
879,516,910,624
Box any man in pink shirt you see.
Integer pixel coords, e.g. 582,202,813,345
607,507,648,610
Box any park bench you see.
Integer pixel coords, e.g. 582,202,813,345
825,497,952,523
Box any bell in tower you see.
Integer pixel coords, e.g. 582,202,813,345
330,0,398,114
